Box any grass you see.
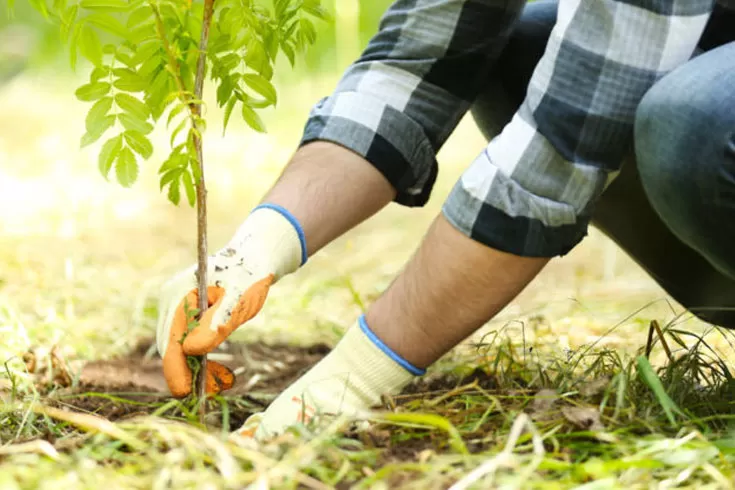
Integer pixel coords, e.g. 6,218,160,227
2,67,735,489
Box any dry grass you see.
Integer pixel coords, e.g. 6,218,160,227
2,69,735,489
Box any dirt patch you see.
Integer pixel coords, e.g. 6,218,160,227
42,337,330,424
26,339,509,462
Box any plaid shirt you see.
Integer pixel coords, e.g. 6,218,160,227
300,0,735,257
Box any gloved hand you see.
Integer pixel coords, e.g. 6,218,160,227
232,315,425,440
156,204,307,398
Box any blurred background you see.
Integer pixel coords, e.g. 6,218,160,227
0,1,721,369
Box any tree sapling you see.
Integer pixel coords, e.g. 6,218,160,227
17,0,328,422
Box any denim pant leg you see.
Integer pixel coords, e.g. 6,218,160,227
470,0,735,327
635,42,735,281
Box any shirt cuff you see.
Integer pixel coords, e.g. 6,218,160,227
442,170,591,258
299,92,438,207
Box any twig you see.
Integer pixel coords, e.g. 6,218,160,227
645,320,656,358
192,0,216,423
652,319,674,363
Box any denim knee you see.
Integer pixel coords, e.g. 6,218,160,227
634,44,735,278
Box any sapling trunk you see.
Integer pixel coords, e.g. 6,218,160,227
192,0,216,423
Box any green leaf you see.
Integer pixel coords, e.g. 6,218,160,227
114,49,135,68
182,170,195,207
132,42,161,70
264,29,278,61
166,102,189,128
98,134,123,179
115,93,150,121
80,0,130,11
90,65,110,82
222,97,237,135
60,4,79,42
145,68,172,120
216,76,234,107
124,130,153,159
242,73,277,106
282,19,299,43
80,115,115,147
80,26,104,66
119,113,154,134
85,13,129,39
158,149,186,175
280,41,295,67
159,168,182,190
137,55,161,79
113,68,148,92
241,104,266,133
243,37,269,76
75,82,111,101
218,53,240,72
170,118,188,147
115,146,138,187
69,21,83,70
129,23,157,45
167,177,181,205
27,0,49,18
299,18,317,45
189,153,202,181
85,96,113,132
302,2,333,22
126,4,152,27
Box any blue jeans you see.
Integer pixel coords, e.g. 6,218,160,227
471,0,735,327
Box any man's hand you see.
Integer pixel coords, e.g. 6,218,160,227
156,204,306,398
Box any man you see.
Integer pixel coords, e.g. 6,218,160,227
156,0,735,440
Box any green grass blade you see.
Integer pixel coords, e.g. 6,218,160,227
636,355,682,428
376,412,469,455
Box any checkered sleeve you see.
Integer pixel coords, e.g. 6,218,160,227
300,0,525,207
443,0,715,257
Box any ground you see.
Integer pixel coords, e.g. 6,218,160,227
2,70,735,489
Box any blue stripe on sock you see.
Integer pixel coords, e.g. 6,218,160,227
253,203,308,266
358,314,426,376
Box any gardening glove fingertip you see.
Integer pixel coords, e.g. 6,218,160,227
162,289,199,398
205,360,236,394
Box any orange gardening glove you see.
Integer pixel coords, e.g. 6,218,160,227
162,277,274,398
155,204,307,398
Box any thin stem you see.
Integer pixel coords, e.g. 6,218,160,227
151,0,216,423
192,0,216,423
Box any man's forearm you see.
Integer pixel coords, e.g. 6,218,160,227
366,213,549,368
261,141,397,256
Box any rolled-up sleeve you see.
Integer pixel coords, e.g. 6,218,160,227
300,0,525,207
443,0,715,257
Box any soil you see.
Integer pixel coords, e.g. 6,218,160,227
45,337,331,424
26,338,508,466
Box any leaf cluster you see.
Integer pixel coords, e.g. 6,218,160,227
17,0,328,205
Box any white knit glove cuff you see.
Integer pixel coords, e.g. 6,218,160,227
218,203,307,280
